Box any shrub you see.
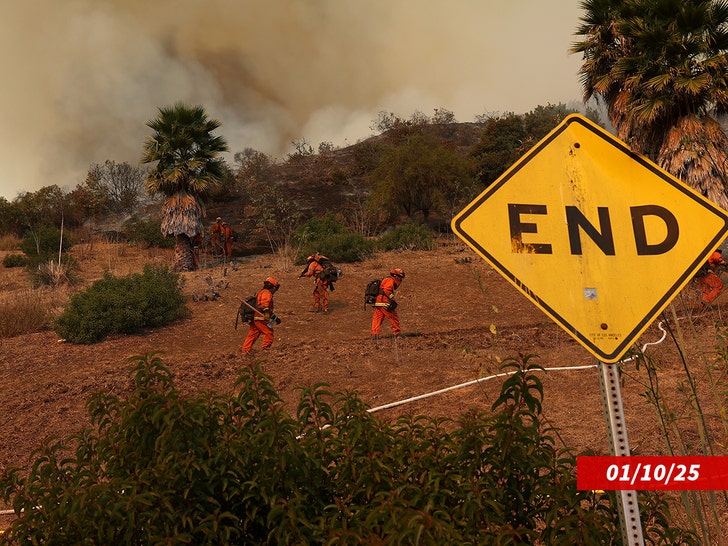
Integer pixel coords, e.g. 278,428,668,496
54,265,186,343
377,222,435,251
2,254,27,268
293,214,374,264
19,225,72,259
124,216,175,248
0,353,697,544
29,258,79,288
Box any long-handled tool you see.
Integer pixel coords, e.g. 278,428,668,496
235,295,281,328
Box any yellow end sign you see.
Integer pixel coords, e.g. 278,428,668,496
452,114,728,362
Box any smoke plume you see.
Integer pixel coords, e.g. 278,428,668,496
0,0,583,199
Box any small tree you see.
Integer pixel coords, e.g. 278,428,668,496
86,160,146,214
246,181,303,266
369,132,475,222
470,105,580,189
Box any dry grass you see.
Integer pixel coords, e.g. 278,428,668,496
0,288,66,338
0,234,20,252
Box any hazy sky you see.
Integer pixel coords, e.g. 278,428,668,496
0,0,586,201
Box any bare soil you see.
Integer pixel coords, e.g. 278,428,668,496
1,239,727,536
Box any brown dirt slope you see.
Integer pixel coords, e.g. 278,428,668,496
1,239,727,535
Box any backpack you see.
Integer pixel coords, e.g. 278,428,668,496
235,294,258,329
364,279,382,308
321,263,341,284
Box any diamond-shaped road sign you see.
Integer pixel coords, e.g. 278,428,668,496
452,114,728,363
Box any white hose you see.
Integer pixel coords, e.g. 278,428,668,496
367,364,597,413
367,321,667,414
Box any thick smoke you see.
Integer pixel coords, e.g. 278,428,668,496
0,0,583,199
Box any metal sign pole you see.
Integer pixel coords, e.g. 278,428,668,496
598,360,645,546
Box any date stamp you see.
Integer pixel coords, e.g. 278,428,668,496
577,456,728,490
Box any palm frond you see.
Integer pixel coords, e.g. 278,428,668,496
659,115,728,208
160,193,204,238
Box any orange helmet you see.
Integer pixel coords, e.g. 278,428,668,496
264,276,280,289
390,268,405,279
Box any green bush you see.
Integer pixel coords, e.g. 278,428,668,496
19,225,72,259
2,254,27,268
124,216,175,248
293,214,374,264
377,222,435,251
0,353,696,545
54,265,186,343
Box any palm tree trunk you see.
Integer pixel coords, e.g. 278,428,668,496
173,234,196,272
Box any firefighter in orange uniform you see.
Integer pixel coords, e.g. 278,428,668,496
221,221,234,257
242,277,280,354
300,253,330,312
211,217,224,256
371,268,405,340
700,249,727,306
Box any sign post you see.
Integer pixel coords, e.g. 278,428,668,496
452,114,728,543
598,361,643,545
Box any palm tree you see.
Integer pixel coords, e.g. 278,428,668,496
141,103,229,271
572,0,728,208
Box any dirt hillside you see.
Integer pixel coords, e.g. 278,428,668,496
1,238,727,535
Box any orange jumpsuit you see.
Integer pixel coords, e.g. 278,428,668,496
371,275,401,337
222,224,234,257
700,251,727,304
242,288,276,353
303,260,329,312
211,220,224,256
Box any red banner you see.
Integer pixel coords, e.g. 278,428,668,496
577,456,728,490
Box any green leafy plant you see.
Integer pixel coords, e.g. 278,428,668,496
53,265,186,343
19,225,72,260
293,214,374,264
376,222,435,251
2,254,27,268
0,353,697,544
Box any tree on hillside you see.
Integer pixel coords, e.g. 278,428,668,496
234,148,275,182
469,113,528,188
470,105,583,189
141,103,229,272
246,181,303,263
0,197,14,236
12,185,67,232
572,0,728,208
369,132,475,222
85,160,147,214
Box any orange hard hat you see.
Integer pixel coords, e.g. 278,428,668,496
264,276,280,289
390,268,405,278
